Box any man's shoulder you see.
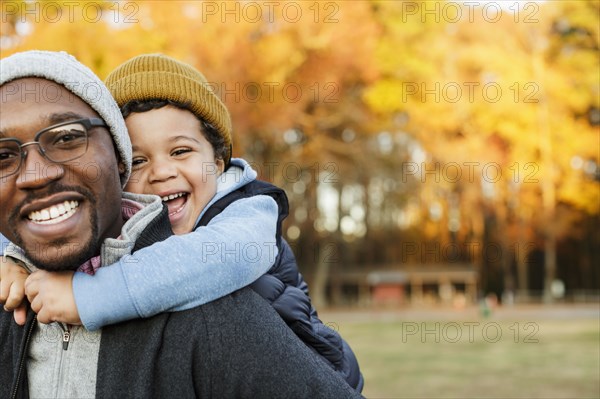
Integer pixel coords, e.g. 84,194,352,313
99,288,363,398
172,287,271,322
100,287,278,367
111,287,269,331
158,287,289,343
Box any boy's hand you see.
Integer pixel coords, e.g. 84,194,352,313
25,270,81,325
0,256,29,325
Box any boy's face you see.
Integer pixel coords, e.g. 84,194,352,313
124,105,224,235
0,78,124,271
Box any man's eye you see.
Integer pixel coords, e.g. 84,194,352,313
49,129,87,145
0,148,20,161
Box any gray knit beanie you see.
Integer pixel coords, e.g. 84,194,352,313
0,50,131,186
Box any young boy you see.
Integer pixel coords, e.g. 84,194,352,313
1,54,364,391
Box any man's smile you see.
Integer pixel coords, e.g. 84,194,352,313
27,200,79,224
13,191,88,241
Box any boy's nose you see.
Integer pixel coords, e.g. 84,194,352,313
150,160,178,182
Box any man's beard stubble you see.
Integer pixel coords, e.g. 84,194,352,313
7,184,100,272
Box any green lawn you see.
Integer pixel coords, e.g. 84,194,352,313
322,308,600,399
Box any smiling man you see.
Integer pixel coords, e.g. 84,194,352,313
1,79,126,272
0,51,361,399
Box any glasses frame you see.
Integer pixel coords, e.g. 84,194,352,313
0,118,107,179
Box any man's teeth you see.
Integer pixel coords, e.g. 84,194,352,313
28,201,79,224
161,193,186,202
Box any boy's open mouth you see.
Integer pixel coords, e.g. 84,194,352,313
161,192,189,216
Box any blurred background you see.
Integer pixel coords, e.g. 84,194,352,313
2,1,598,397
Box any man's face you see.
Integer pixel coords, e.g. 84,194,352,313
0,78,124,271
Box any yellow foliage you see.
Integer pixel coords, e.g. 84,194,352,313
1,0,597,244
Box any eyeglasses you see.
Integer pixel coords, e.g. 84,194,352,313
0,118,107,179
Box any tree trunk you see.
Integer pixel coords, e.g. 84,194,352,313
531,31,557,303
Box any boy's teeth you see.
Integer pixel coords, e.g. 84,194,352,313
28,200,79,224
161,193,185,202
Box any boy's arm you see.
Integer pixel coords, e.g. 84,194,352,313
74,195,278,330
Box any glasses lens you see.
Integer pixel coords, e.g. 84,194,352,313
0,140,22,178
39,122,89,163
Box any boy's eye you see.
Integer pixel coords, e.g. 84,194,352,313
172,148,192,157
132,158,147,167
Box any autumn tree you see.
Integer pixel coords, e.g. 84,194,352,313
2,0,597,304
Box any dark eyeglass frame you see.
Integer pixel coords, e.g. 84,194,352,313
0,118,107,179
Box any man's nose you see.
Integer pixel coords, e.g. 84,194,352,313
15,146,64,189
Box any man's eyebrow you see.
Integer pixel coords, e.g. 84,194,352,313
47,112,89,125
0,127,14,138
0,112,90,138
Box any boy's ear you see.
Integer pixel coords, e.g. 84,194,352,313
118,161,126,176
216,158,225,176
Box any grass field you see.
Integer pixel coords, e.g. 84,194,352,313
321,305,600,399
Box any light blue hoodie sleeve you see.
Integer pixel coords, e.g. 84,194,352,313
0,233,10,253
73,194,279,330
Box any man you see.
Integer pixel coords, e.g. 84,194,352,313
0,50,361,398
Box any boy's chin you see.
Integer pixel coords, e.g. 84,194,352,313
170,223,189,235
168,208,192,235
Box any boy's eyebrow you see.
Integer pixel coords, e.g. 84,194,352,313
131,136,202,152
169,135,203,145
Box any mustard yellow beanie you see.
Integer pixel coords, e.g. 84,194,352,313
105,54,232,165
